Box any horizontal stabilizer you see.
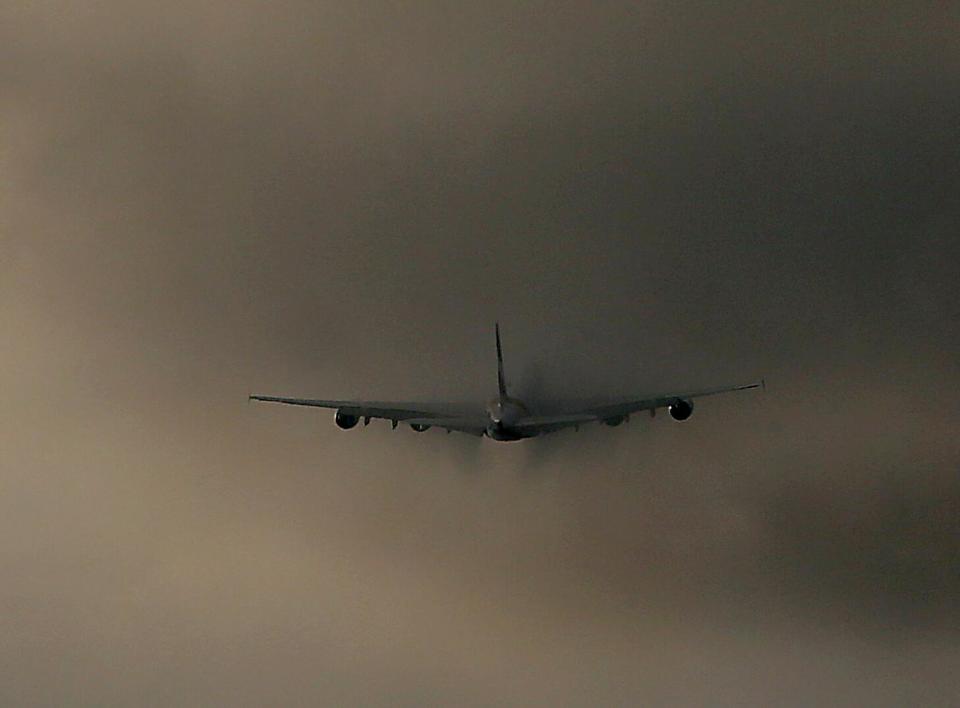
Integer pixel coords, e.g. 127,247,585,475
513,414,597,430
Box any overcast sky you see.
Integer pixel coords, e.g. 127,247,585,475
2,1,958,705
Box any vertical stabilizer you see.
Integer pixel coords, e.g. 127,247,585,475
495,322,508,401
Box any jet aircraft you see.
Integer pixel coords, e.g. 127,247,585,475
250,324,763,441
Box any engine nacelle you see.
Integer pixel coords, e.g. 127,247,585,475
668,399,693,421
409,422,431,432
602,415,626,426
335,410,360,429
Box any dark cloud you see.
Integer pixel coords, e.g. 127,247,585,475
1,1,958,704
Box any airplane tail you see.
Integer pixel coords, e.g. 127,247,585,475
495,322,508,402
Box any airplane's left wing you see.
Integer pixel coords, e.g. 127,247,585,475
403,417,489,437
248,395,485,435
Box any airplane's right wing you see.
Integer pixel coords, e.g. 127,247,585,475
513,380,764,435
582,380,764,421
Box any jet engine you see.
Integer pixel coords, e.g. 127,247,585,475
668,399,694,421
335,410,360,429
409,423,431,432
602,415,626,426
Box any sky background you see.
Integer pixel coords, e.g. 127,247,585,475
2,1,958,705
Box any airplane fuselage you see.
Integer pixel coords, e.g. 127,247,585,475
485,396,534,441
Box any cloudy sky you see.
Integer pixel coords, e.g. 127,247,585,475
1,1,958,705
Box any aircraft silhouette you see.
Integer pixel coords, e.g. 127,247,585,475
250,324,763,442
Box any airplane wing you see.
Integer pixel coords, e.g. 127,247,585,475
403,417,489,437
583,380,764,420
248,395,475,423
514,380,764,435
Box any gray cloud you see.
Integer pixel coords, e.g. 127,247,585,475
1,1,958,705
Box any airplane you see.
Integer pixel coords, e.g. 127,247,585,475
249,324,764,442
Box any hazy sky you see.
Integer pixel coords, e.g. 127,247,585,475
2,1,958,705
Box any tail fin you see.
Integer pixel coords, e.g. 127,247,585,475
495,322,508,401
